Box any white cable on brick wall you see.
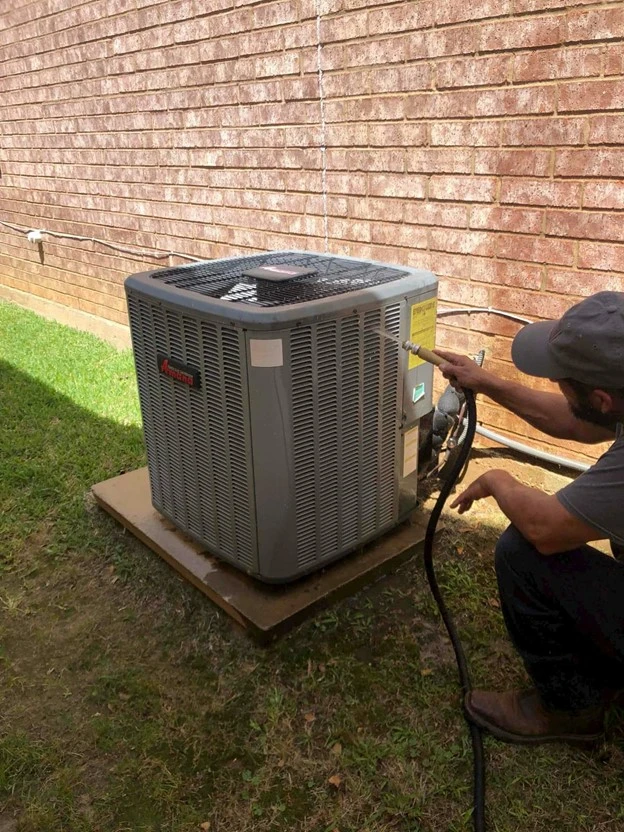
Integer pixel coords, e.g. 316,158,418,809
314,0,330,253
0,219,203,263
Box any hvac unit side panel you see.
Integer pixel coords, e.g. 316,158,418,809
289,304,402,575
246,333,298,582
381,304,403,522
402,290,437,427
126,291,257,572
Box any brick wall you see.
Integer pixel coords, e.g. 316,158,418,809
1,0,623,462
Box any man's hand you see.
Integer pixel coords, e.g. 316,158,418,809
434,349,496,394
450,472,495,514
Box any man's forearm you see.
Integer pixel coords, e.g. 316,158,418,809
483,470,551,545
477,373,582,440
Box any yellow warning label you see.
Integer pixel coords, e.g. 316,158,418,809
409,297,437,369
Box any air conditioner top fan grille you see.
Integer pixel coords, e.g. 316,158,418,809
151,252,408,308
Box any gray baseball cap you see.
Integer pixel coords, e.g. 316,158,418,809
511,291,624,389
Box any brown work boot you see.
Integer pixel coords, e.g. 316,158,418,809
464,688,605,746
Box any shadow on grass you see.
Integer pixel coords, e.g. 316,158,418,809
1,358,145,567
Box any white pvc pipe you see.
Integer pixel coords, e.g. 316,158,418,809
475,424,590,473
437,306,533,325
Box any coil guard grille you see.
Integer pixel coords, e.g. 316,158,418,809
291,305,401,569
151,252,408,308
127,293,256,570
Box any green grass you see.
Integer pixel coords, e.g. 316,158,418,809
2,299,624,831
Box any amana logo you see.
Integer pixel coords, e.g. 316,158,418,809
157,353,201,389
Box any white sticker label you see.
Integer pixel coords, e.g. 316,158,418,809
250,338,283,367
403,425,419,478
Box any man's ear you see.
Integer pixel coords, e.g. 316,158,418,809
590,389,615,414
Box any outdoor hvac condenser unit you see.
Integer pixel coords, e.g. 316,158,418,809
125,251,437,583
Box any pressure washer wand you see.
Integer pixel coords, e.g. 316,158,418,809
401,341,486,832
401,341,445,367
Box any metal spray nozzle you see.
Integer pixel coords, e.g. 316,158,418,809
402,341,444,367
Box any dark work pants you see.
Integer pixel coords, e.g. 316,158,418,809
495,525,624,711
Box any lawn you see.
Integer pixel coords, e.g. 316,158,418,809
1,300,624,832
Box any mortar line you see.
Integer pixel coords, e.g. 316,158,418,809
314,0,330,253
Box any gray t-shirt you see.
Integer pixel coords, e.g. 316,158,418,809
557,423,624,554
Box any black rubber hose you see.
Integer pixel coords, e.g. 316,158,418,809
422,388,486,832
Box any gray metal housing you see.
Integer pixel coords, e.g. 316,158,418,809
125,251,438,582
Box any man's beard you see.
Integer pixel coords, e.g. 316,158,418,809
569,396,620,430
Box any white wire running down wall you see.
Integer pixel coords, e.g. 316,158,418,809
314,0,330,253
0,219,203,263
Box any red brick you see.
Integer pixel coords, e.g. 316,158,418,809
368,173,426,199
474,149,551,177
424,251,472,279
238,29,283,54
430,121,500,147
368,122,428,147
566,7,624,43
474,86,556,117
429,176,497,203
324,123,368,147
546,210,624,243
513,0,596,13
282,76,320,101
369,3,434,34
328,148,405,173
437,277,491,306
326,95,405,122
582,181,624,211
470,206,543,235
555,149,624,178
407,90,476,119
255,52,300,77
500,179,582,207
322,71,369,98
470,257,543,289
435,326,502,359
283,22,314,50
513,45,601,83
604,43,624,76
588,115,624,146
578,242,624,273
326,217,372,243
414,25,477,58
370,222,428,248
370,65,431,94
322,36,406,70
406,148,472,174
320,10,367,42
503,117,586,147
436,54,510,90
497,234,575,266
461,306,530,338
239,81,281,104
429,229,494,256
349,197,404,223
409,202,468,228
546,269,624,296
480,15,563,52
490,286,577,320
559,80,624,113
434,0,512,25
